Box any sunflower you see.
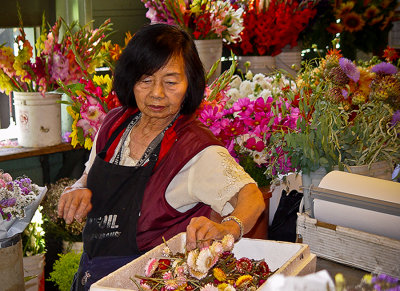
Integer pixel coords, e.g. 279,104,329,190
364,6,380,19
342,12,365,32
337,1,355,18
370,14,384,26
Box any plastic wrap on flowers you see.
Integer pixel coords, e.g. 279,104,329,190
0,171,47,242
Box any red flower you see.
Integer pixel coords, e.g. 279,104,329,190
383,46,400,63
158,259,171,270
236,257,253,274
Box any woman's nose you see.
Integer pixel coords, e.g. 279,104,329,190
150,81,164,99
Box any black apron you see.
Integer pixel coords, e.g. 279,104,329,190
72,113,161,290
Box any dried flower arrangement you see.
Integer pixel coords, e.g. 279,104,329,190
133,235,274,290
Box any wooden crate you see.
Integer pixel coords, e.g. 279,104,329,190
91,233,316,291
297,212,400,277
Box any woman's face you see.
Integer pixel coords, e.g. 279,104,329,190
133,54,188,122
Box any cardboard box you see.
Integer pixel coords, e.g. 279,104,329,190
91,233,316,291
297,212,400,277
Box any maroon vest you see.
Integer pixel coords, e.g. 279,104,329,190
96,107,223,250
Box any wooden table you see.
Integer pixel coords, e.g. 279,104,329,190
0,142,76,162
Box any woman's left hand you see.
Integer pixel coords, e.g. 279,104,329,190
185,183,264,251
186,216,240,250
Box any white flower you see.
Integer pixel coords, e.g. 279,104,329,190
200,283,219,291
196,247,217,273
221,234,235,252
226,88,241,105
239,80,253,98
187,249,199,270
245,70,253,80
230,75,242,89
252,151,268,165
260,89,273,100
210,241,223,257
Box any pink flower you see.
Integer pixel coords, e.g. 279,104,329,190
144,258,159,277
244,137,265,152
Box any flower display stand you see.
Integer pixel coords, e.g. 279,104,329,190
237,55,276,75
0,234,25,290
23,253,45,291
194,39,222,83
13,92,62,147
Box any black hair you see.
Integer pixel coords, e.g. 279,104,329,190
113,23,205,115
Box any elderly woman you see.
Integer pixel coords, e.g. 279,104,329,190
58,23,264,290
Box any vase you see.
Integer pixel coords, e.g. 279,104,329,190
301,167,327,215
333,160,393,181
275,45,302,77
23,253,45,291
194,39,223,83
237,55,276,75
13,91,62,147
0,234,25,290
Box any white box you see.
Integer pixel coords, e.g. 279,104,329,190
91,233,316,291
297,212,400,277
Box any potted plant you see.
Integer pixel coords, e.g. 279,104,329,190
0,8,113,147
140,0,244,78
279,45,400,210
228,0,318,75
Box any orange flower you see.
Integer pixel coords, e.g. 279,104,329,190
213,268,227,282
342,12,365,32
383,46,399,62
337,1,355,18
235,275,253,287
364,6,379,19
124,31,133,47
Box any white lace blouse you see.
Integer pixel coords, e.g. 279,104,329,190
84,131,256,216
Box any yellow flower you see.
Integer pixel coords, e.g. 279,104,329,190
213,268,227,282
342,12,365,32
235,275,253,287
93,74,112,94
0,71,13,95
218,283,235,291
84,137,93,150
335,273,346,291
362,274,372,284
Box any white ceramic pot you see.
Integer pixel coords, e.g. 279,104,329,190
13,91,62,147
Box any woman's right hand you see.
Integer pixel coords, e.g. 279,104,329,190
58,187,92,224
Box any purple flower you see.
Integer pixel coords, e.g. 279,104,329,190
339,58,360,82
0,198,17,207
392,110,400,126
371,62,398,75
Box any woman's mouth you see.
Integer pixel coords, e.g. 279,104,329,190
148,105,165,111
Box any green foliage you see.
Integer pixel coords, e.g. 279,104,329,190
48,251,82,291
238,152,271,187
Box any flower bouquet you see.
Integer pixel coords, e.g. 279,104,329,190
134,234,274,290
57,31,129,149
326,0,398,59
198,70,300,186
229,0,318,57
0,170,46,242
281,45,400,177
0,9,112,96
141,0,244,44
